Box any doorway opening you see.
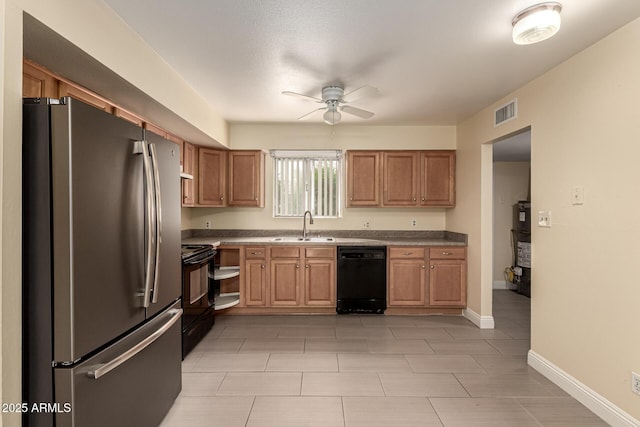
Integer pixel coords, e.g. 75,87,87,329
492,129,531,296
488,128,532,339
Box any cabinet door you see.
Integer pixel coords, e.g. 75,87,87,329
420,151,456,207
228,151,264,207
245,259,268,306
382,151,419,206
304,258,336,306
428,260,466,307
181,142,195,207
346,151,380,207
388,259,426,306
23,60,58,98
198,148,227,206
270,259,301,306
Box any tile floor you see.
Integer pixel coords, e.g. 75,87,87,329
160,290,607,426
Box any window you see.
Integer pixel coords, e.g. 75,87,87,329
272,150,342,218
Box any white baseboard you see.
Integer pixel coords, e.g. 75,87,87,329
528,350,640,427
493,280,517,290
463,307,495,329
493,280,508,289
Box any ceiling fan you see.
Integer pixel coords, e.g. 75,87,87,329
282,85,378,125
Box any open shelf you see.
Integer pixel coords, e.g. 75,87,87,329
212,266,240,281
215,292,240,310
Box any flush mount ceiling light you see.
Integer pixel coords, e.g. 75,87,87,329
512,2,562,45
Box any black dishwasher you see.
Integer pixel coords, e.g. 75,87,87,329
337,246,387,314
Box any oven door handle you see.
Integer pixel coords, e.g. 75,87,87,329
183,251,216,265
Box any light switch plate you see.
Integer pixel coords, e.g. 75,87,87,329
538,210,551,227
572,186,584,205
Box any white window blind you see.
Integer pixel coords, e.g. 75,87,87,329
272,150,342,218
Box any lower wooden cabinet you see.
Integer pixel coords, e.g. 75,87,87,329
388,247,427,306
270,247,302,306
242,245,336,309
303,247,336,307
388,246,466,308
428,248,466,307
244,247,268,306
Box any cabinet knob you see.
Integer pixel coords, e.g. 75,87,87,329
220,197,224,201
413,197,416,201
305,264,309,269
442,252,451,256
403,252,413,256
422,265,426,269
251,251,262,255
296,264,300,269
421,197,425,201
430,265,435,269
261,264,265,269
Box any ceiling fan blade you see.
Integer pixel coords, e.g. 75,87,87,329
342,85,379,103
340,105,375,119
297,107,326,120
282,90,323,103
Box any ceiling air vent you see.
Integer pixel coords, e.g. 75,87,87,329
494,99,517,127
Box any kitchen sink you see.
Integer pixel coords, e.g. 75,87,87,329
271,236,335,242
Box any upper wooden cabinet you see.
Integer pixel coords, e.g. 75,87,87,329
420,151,456,207
382,151,419,206
58,81,114,113
228,151,265,207
346,151,380,207
198,148,227,206
23,60,58,98
181,142,195,207
346,150,456,208
195,148,265,208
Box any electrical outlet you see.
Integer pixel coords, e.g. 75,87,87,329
362,221,370,229
411,219,417,227
205,221,211,229
632,372,640,395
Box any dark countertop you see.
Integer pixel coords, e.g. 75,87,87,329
181,229,467,247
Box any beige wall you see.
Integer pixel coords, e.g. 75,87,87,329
1,1,229,425
493,162,530,287
454,17,640,422
184,123,456,231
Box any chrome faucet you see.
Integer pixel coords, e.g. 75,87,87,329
302,210,314,239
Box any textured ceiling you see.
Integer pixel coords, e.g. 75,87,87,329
101,0,640,126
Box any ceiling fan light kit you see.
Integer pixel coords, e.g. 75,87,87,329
323,101,342,125
512,2,562,45
283,85,377,125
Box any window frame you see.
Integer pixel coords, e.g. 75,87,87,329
271,150,343,219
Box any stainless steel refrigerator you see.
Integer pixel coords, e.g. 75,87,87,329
23,97,183,427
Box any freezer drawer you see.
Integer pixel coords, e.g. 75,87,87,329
53,303,182,427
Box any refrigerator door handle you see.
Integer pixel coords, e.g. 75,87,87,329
134,140,156,308
149,143,162,304
86,308,182,380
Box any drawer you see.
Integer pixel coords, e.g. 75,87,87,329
245,247,266,259
429,247,466,260
388,247,426,259
305,247,336,259
271,246,301,258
